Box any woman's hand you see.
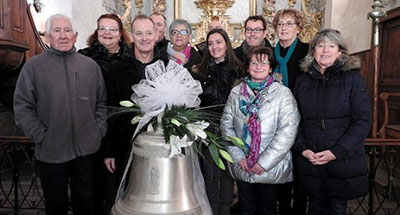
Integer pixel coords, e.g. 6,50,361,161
312,150,336,165
238,158,249,172
104,158,116,173
302,149,318,161
250,163,265,175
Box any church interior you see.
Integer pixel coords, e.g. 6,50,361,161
0,0,400,214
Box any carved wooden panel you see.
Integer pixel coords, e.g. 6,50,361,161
352,50,373,103
0,0,29,72
378,6,400,133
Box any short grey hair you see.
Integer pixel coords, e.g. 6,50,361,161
301,28,359,71
45,14,75,34
168,19,192,37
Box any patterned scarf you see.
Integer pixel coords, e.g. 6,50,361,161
239,75,274,169
274,37,298,86
166,42,191,65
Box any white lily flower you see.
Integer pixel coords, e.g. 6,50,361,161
186,121,209,140
168,135,193,158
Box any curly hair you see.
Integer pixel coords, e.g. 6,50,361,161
272,9,304,31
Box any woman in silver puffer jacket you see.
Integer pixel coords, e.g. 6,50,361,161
221,46,300,215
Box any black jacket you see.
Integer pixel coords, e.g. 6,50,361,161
155,37,170,51
193,60,242,114
78,39,133,84
103,47,168,175
274,40,309,90
293,61,372,200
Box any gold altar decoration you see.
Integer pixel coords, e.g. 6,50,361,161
135,0,144,14
288,0,297,8
121,0,132,32
298,0,322,43
153,0,166,14
192,0,237,46
263,0,276,43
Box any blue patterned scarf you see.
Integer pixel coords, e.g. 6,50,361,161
239,75,274,169
274,38,298,86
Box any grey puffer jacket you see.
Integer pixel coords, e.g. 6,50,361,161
221,81,300,184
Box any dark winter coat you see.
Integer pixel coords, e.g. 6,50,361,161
293,60,372,200
192,59,242,114
78,39,134,84
103,47,168,177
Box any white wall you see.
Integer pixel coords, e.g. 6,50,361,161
325,0,400,54
30,0,108,49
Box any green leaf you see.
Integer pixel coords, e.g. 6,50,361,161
119,100,135,107
217,158,225,170
205,130,217,139
209,144,225,170
219,149,233,163
229,136,245,148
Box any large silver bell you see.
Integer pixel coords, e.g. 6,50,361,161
111,131,202,215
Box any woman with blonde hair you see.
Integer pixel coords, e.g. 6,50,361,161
293,29,371,214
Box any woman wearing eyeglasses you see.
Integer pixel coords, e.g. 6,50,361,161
160,19,202,71
78,13,132,215
221,46,300,215
272,9,308,90
293,29,371,215
272,8,309,215
79,14,132,83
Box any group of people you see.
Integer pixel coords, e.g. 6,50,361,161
13,7,371,215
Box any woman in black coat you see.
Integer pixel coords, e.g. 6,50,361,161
272,9,309,215
293,29,371,215
191,28,244,215
78,14,133,84
78,13,132,215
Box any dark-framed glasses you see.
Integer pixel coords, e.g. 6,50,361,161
171,29,189,36
98,26,119,34
245,27,265,34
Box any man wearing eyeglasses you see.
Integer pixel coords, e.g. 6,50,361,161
151,12,170,50
234,15,272,66
14,14,107,215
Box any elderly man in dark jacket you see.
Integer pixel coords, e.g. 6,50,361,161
293,29,371,215
14,14,107,215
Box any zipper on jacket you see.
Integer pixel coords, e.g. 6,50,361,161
63,54,80,156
